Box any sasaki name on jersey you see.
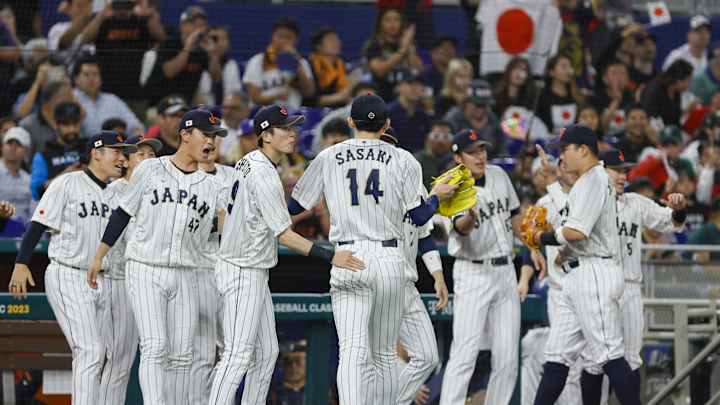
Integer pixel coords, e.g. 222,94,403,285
334,148,393,166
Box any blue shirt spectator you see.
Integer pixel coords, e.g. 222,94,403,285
0,127,33,235
388,69,434,152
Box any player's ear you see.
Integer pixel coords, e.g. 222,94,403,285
346,117,356,131
381,119,390,133
453,152,462,165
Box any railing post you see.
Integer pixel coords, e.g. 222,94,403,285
674,303,690,403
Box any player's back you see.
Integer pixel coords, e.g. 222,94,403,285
297,138,423,243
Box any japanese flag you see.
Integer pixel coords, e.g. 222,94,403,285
647,2,671,26
477,0,562,76
551,104,577,134
608,109,626,134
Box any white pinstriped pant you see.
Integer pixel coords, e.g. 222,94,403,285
331,241,407,405
45,262,106,405
396,282,439,405
125,260,198,405
98,276,139,405
440,259,520,405
189,269,221,405
209,262,278,405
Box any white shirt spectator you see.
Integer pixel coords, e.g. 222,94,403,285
47,22,71,51
242,52,313,110
198,59,242,107
662,44,708,76
73,88,144,136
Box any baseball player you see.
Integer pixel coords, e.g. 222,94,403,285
100,135,162,405
289,94,457,405
380,130,450,405
190,141,235,405
440,129,523,405
528,125,639,405
580,149,687,405
208,105,364,405
87,109,229,405
9,131,135,405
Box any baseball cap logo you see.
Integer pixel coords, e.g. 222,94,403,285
368,112,376,120
469,131,478,141
185,120,193,127
618,151,625,162
208,113,217,125
280,107,288,116
94,140,103,147
116,135,123,142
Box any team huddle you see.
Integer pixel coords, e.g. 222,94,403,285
7,95,688,405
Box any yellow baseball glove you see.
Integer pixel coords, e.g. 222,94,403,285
432,164,477,217
521,205,553,250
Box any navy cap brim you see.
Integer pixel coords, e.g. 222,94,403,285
454,139,492,153
380,133,399,146
604,162,636,169
278,115,305,128
136,138,163,153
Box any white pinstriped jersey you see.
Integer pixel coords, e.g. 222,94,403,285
105,178,132,279
32,170,113,270
536,182,569,289
292,138,424,243
198,164,235,270
119,157,228,268
617,192,677,282
448,165,520,260
561,164,620,261
216,150,292,269
401,186,433,282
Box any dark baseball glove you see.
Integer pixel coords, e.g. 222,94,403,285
521,205,553,250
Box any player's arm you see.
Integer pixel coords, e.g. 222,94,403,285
418,235,449,310
402,158,457,226
290,154,325,215
535,177,604,246
278,228,364,271
518,261,535,302
453,208,477,235
659,193,688,229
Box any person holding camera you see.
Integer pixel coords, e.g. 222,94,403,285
197,26,242,107
145,5,221,106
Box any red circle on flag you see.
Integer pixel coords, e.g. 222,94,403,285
614,114,623,124
562,111,571,120
496,8,534,54
654,6,664,16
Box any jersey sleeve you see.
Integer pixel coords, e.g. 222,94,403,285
401,156,424,212
635,194,676,233
563,172,607,237
253,167,292,236
31,174,70,231
291,153,325,210
119,159,154,216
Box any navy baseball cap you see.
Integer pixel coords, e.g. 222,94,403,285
380,127,398,146
179,109,228,137
600,149,635,169
127,136,162,153
467,80,494,105
86,131,136,153
253,105,305,135
452,128,492,153
551,125,598,150
54,101,82,124
350,94,389,124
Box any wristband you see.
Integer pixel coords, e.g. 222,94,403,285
310,243,334,263
421,250,443,274
539,231,561,246
555,227,569,246
672,209,687,224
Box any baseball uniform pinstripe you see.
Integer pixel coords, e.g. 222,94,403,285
397,215,440,405
190,164,235,405
33,170,114,405
440,164,520,405
521,327,581,405
99,178,139,405
120,157,227,405
292,139,424,405
209,151,293,405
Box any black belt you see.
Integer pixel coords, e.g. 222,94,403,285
561,256,612,274
471,256,509,266
337,239,398,248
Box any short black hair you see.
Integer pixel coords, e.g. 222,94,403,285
431,120,452,131
72,53,100,78
352,82,378,97
626,102,646,115
352,117,386,133
311,26,337,50
431,35,458,50
272,17,300,36
322,117,352,138
102,117,127,131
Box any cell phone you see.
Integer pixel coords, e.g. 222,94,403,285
112,1,135,13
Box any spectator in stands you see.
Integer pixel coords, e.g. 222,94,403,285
363,8,424,102
492,57,537,119
628,26,658,92
388,69,434,151
628,125,695,192
81,0,165,108
320,117,352,149
0,201,16,234
218,91,254,164
197,26,242,108
536,54,583,136
556,0,595,90
613,103,658,162
8,39,49,116
101,117,127,134
662,15,712,76
270,340,307,405
30,101,84,200
13,58,69,120
590,60,634,135
308,27,355,108
435,58,473,118
0,4,21,117
72,55,144,137
47,0,92,52
683,113,720,172
688,198,720,262
444,80,500,148
1,0,41,42
422,36,457,97
691,43,720,106
0,127,32,227
146,5,219,106
19,81,75,156
577,104,603,142
414,120,453,189
243,17,315,109
641,59,694,128
0,116,17,140
144,96,188,156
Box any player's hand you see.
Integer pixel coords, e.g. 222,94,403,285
9,263,35,299
430,178,459,202
432,272,449,310
87,258,102,289
662,193,687,211
0,200,15,219
535,145,555,177
517,277,530,302
331,251,365,272
414,384,430,405
531,249,547,279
